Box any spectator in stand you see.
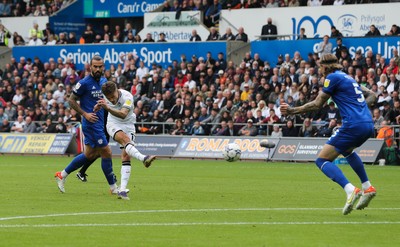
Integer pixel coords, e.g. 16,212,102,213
189,29,201,42
0,119,10,132
330,26,343,38
206,27,220,41
67,32,77,44
158,33,167,42
282,119,298,137
28,34,43,46
56,32,68,44
235,27,248,42
298,118,318,137
204,0,222,27
143,33,155,42
11,115,25,133
297,27,307,40
387,24,400,36
265,0,278,8
308,0,322,6
261,17,278,40
12,32,25,46
123,23,136,40
46,34,56,45
383,58,399,75
335,37,347,59
0,0,11,16
316,35,332,57
365,25,381,37
23,116,38,133
222,0,241,9
81,24,95,43
161,0,170,11
270,124,282,137
238,119,257,136
317,119,337,137
170,0,181,12
113,25,123,42
124,32,135,43
220,27,235,41
376,120,393,147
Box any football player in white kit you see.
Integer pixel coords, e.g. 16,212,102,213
94,81,156,200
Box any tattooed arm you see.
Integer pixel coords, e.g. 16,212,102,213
281,91,331,115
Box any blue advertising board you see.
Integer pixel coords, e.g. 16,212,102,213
251,36,400,66
12,42,227,70
50,0,86,39
83,0,164,18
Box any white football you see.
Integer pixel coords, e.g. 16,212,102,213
222,143,241,162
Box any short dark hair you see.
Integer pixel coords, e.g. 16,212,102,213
90,55,103,65
101,81,117,95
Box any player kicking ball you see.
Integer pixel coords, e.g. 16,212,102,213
279,54,377,215
94,81,156,200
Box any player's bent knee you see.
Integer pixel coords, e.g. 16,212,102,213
315,158,330,170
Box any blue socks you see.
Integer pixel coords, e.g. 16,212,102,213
65,153,90,174
346,152,369,183
315,158,349,188
101,158,116,185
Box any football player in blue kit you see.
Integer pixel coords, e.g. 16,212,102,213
280,54,377,215
55,56,118,194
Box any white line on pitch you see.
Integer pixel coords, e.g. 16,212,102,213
1,208,400,222
1,221,400,228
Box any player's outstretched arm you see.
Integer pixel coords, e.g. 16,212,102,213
360,85,377,107
282,91,330,115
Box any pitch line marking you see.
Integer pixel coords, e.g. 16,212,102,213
1,221,400,228
1,208,400,222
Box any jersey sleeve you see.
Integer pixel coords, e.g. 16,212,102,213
122,92,134,110
322,74,337,95
72,79,85,97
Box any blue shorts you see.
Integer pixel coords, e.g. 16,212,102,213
327,122,374,156
83,126,108,148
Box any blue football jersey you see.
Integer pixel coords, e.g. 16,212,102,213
72,75,107,130
322,71,372,125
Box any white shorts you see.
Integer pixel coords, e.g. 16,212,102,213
107,122,136,148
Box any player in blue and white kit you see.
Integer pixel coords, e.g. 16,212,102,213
55,56,118,194
280,54,377,215
94,81,156,200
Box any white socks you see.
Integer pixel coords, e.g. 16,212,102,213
344,183,356,196
125,143,146,161
61,170,68,179
120,165,131,192
362,181,372,191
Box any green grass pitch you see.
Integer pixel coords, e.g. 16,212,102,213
0,155,399,246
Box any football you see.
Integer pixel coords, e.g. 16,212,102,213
222,143,241,162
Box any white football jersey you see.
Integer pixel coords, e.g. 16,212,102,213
104,89,136,124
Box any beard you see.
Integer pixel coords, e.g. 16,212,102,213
92,71,102,81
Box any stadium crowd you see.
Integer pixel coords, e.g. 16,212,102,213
0,36,399,148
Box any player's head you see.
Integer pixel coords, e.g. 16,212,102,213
90,55,104,81
319,54,343,77
101,81,118,104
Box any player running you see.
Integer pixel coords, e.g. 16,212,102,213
55,56,118,194
279,54,377,215
94,81,156,200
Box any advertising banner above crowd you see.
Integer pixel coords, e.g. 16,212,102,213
12,42,227,70
139,11,210,42
220,3,400,41
251,36,399,68
83,0,164,18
